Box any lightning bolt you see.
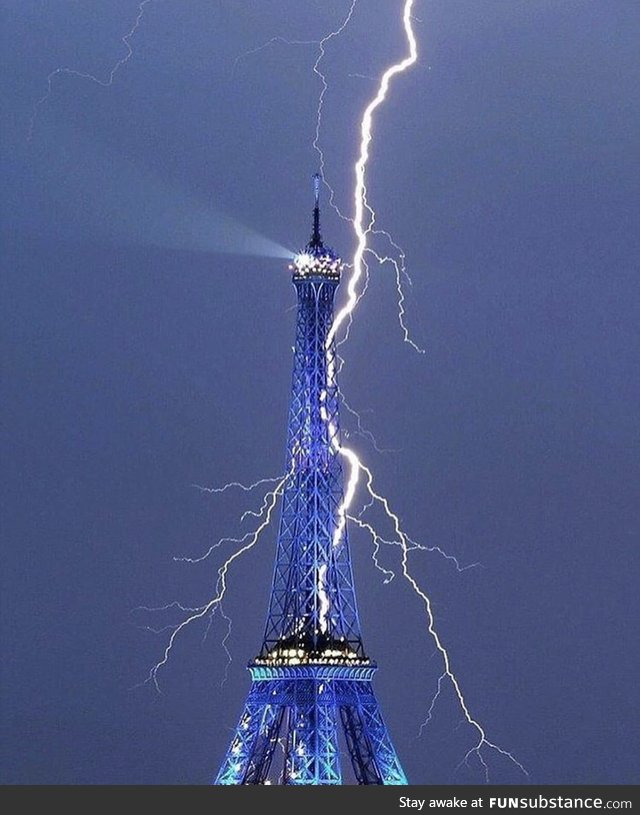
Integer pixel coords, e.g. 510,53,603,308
311,0,359,180
195,598,234,687
326,1,417,349
348,513,480,579
142,475,285,693
347,514,395,584
418,672,446,737
191,476,282,496
27,0,154,141
366,244,425,353
320,0,527,781
351,460,528,780
174,480,286,565
232,1,422,352
340,393,398,454
90,0,528,781
304,1,424,355
232,36,320,78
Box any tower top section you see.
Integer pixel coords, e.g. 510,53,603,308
291,173,342,282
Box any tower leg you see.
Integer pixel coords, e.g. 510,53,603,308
284,679,342,785
214,669,407,785
243,705,285,784
341,681,407,785
215,684,283,785
341,704,383,784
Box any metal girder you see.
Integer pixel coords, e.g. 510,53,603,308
215,668,407,785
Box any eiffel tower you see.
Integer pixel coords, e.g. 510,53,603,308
215,176,407,785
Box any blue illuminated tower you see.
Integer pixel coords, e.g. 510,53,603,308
215,176,407,785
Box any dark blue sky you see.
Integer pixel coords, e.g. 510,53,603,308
2,1,639,785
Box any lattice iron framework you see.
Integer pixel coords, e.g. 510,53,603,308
215,177,407,785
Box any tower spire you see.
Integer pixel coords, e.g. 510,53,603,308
310,172,323,250
292,172,341,280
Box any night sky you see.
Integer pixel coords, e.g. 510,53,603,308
2,1,639,785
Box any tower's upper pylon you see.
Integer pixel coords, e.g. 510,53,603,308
291,173,342,281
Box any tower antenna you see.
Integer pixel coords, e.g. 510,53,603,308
311,172,322,248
